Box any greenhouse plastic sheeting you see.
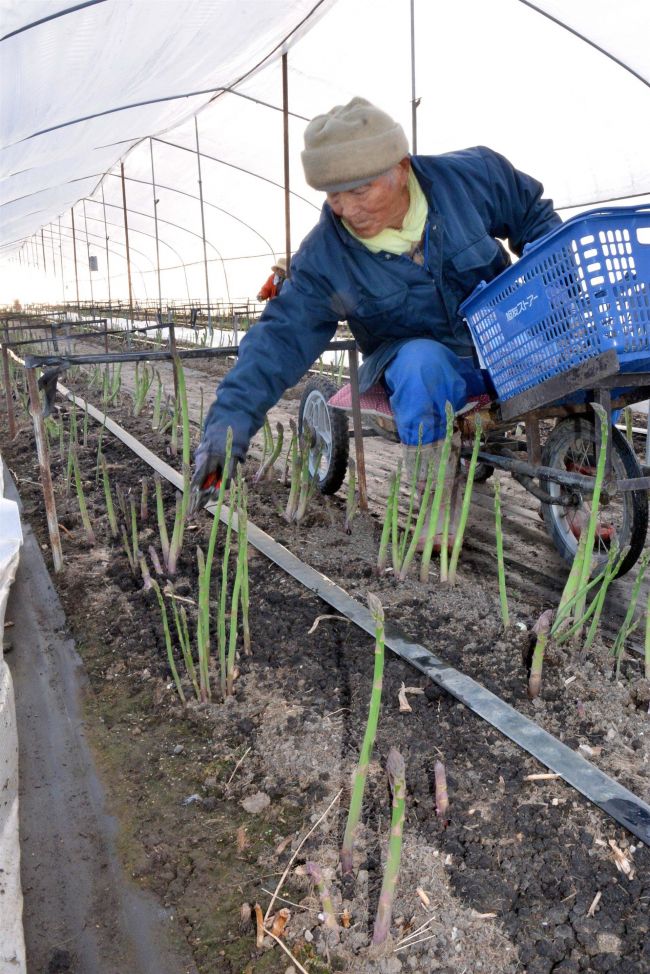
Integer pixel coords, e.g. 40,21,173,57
1,0,649,305
0,460,25,974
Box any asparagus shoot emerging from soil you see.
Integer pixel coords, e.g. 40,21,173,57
151,580,186,705
171,598,199,699
419,402,455,583
120,525,137,574
238,482,251,656
129,495,139,570
550,531,589,638
493,476,510,628
195,429,232,700
344,458,358,535
258,416,272,472
434,760,449,825
398,449,437,580
166,357,191,576
71,446,96,544
148,545,164,576
226,476,248,696
398,428,424,567
372,747,406,946
612,550,650,676
152,374,163,430
100,455,118,538
583,545,626,651
528,608,554,699
448,418,482,585
218,476,238,698
553,547,624,646
138,552,152,592
341,593,385,878
573,403,609,633
140,477,149,523
284,422,300,522
255,420,284,483
391,460,403,576
438,488,452,583
377,470,399,575
295,422,321,523
301,863,339,943
154,473,170,567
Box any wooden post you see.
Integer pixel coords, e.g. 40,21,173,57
348,345,368,510
525,417,541,465
594,387,613,480
25,366,63,572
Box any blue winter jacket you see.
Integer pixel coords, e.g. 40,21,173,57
204,147,561,458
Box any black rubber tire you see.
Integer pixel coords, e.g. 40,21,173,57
298,375,349,495
540,417,648,577
461,459,494,483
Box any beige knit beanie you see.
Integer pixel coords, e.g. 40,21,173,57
301,97,409,192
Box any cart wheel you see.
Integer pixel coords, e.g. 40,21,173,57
461,458,494,483
298,375,349,495
540,417,648,577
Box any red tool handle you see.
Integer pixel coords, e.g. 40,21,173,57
201,470,222,491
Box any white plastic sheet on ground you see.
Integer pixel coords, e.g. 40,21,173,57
0,0,648,305
0,458,25,974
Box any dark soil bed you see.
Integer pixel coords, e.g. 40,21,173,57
2,363,649,974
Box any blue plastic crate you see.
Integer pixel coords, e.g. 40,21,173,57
459,205,650,402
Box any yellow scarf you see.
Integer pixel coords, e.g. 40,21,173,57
343,169,428,255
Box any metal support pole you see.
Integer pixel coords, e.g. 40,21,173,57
194,118,212,331
281,53,291,276
58,216,65,305
1,341,17,439
101,185,112,323
40,229,47,275
25,366,63,572
50,223,56,277
82,198,94,308
348,346,368,510
410,0,418,152
71,207,80,312
120,162,135,342
149,139,163,320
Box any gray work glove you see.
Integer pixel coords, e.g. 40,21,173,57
189,437,243,515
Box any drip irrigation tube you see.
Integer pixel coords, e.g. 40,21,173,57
56,382,650,846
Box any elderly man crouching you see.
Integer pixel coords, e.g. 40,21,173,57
193,97,560,547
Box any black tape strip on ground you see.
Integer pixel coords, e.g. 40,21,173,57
60,384,650,846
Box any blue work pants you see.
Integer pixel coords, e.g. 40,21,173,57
383,338,490,445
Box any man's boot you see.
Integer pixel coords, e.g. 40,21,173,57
402,433,462,552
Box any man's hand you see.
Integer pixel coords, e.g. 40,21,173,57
189,438,243,515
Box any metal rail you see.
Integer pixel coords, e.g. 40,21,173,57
54,381,650,847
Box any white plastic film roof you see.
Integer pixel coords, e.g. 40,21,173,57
1,0,649,305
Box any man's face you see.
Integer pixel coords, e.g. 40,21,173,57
326,160,410,238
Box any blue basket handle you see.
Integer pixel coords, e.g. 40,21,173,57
522,203,650,256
